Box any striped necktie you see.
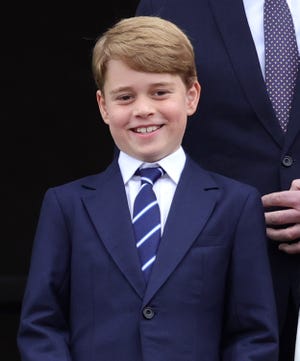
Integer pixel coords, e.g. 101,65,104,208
264,0,300,132
132,166,164,281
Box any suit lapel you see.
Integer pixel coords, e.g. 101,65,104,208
208,0,284,146
284,71,300,150
82,161,146,298
143,158,219,306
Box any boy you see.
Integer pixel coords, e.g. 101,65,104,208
18,16,278,361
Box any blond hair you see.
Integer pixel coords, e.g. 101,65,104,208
92,16,197,92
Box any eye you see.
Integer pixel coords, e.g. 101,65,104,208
153,89,171,98
116,93,134,103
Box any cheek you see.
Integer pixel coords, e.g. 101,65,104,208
167,101,188,124
170,96,189,114
104,108,129,128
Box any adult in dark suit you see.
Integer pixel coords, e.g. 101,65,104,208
136,1,300,360
17,16,278,361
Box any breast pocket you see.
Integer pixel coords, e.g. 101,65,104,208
185,235,231,300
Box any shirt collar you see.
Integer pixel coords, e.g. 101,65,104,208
118,147,186,185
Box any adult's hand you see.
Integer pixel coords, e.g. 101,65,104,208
261,179,300,254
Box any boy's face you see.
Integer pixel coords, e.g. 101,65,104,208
96,59,200,162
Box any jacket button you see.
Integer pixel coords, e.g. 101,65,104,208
142,307,155,320
282,155,293,167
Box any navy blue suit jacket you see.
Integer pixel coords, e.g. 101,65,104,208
18,156,278,361
136,0,300,345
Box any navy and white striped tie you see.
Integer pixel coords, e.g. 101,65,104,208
133,167,164,281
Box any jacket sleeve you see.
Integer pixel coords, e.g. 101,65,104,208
222,188,279,361
17,188,72,361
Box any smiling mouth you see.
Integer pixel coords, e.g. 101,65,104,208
132,125,162,134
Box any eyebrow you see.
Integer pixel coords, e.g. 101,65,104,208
109,87,132,96
109,82,175,96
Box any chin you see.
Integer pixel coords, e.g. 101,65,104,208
129,144,168,163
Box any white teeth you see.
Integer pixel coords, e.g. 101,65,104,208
136,126,159,133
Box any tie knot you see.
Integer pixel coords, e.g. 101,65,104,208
136,167,164,186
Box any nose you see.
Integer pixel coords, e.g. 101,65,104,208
132,96,155,118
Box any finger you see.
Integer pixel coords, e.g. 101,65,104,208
290,179,300,191
266,224,300,242
278,241,300,254
262,190,300,208
264,208,300,226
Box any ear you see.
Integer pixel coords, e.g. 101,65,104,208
96,90,110,125
186,81,201,116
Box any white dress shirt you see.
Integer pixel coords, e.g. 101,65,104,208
118,147,186,233
243,0,300,76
